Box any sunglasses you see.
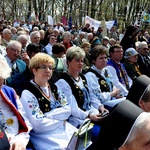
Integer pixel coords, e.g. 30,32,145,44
143,48,148,51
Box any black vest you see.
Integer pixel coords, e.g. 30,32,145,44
27,82,58,113
61,73,89,111
87,68,111,92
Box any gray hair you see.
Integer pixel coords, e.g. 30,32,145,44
137,41,148,50
32,26,39,31
79,32,85,36
66,46,85,62
0,54,11,79
39,30,45,34
30,31,40,39
16,34,28,42
62,31,71,39
10,27,17,32
7,40,22,50
3,28,11,34
87,33,93,37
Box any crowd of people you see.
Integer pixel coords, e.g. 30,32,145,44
0,18,150,150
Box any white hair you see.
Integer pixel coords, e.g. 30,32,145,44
3,28,11,34
7,40,22,50
30,31,40,39
135,41,141,48
16,34,28,41
0,54,11,79
137,41,148,50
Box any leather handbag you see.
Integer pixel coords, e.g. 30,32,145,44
67,118,93,150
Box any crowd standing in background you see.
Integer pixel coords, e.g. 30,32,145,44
0,18,150,150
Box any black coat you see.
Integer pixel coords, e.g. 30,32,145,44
137,54,150,77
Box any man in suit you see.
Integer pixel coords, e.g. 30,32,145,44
137,41,150,77
106,44,132,96
73,32,85,47
5,40,26,85
30,31,47,53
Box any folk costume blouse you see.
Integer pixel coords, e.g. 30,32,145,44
0,85,29,147
20,80,77,150
85,65,125,107
56,73,101,127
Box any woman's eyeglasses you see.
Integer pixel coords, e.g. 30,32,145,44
38,65,54,71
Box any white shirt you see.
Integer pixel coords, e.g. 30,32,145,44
85,66,125,107
105,65,132,96
20,82,77,150
45,43,53,55
56,76,100,127
54,26,64,32
0,46,6,56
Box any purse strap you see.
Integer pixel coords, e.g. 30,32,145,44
77,118,93,148
78,118,91,133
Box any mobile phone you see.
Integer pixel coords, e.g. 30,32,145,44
101,111,109,117
117,92,124,97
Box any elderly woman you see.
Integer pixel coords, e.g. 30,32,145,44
56,46,108,128
0,54,30,150
61,31,74,53
20,53,77,149
123,47,142,81
85,45,126,108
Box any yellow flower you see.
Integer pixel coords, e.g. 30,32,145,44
6,118,14,126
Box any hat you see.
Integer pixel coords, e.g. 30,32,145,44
124,48,138,58
127,75,150,106
96,100,143,149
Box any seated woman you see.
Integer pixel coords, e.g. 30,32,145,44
85,45,126,108
50,43,66,82
20,53,77,149
81,42,92,73
0,54,31,150
56,46,108,128
123,47,142,82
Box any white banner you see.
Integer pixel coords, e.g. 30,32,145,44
48,15,54,26
85,16,115,31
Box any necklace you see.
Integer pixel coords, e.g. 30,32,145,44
33,80,50,99
67,72,80,82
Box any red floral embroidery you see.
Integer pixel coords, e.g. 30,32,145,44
0,131,4,138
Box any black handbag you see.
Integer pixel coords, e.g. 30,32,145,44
0,125,10,150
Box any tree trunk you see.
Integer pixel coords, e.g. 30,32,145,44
79,0,83,26
91,0,96,18
27,0,32,21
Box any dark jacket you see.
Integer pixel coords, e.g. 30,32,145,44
123,59,142,82
137,54,150,77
